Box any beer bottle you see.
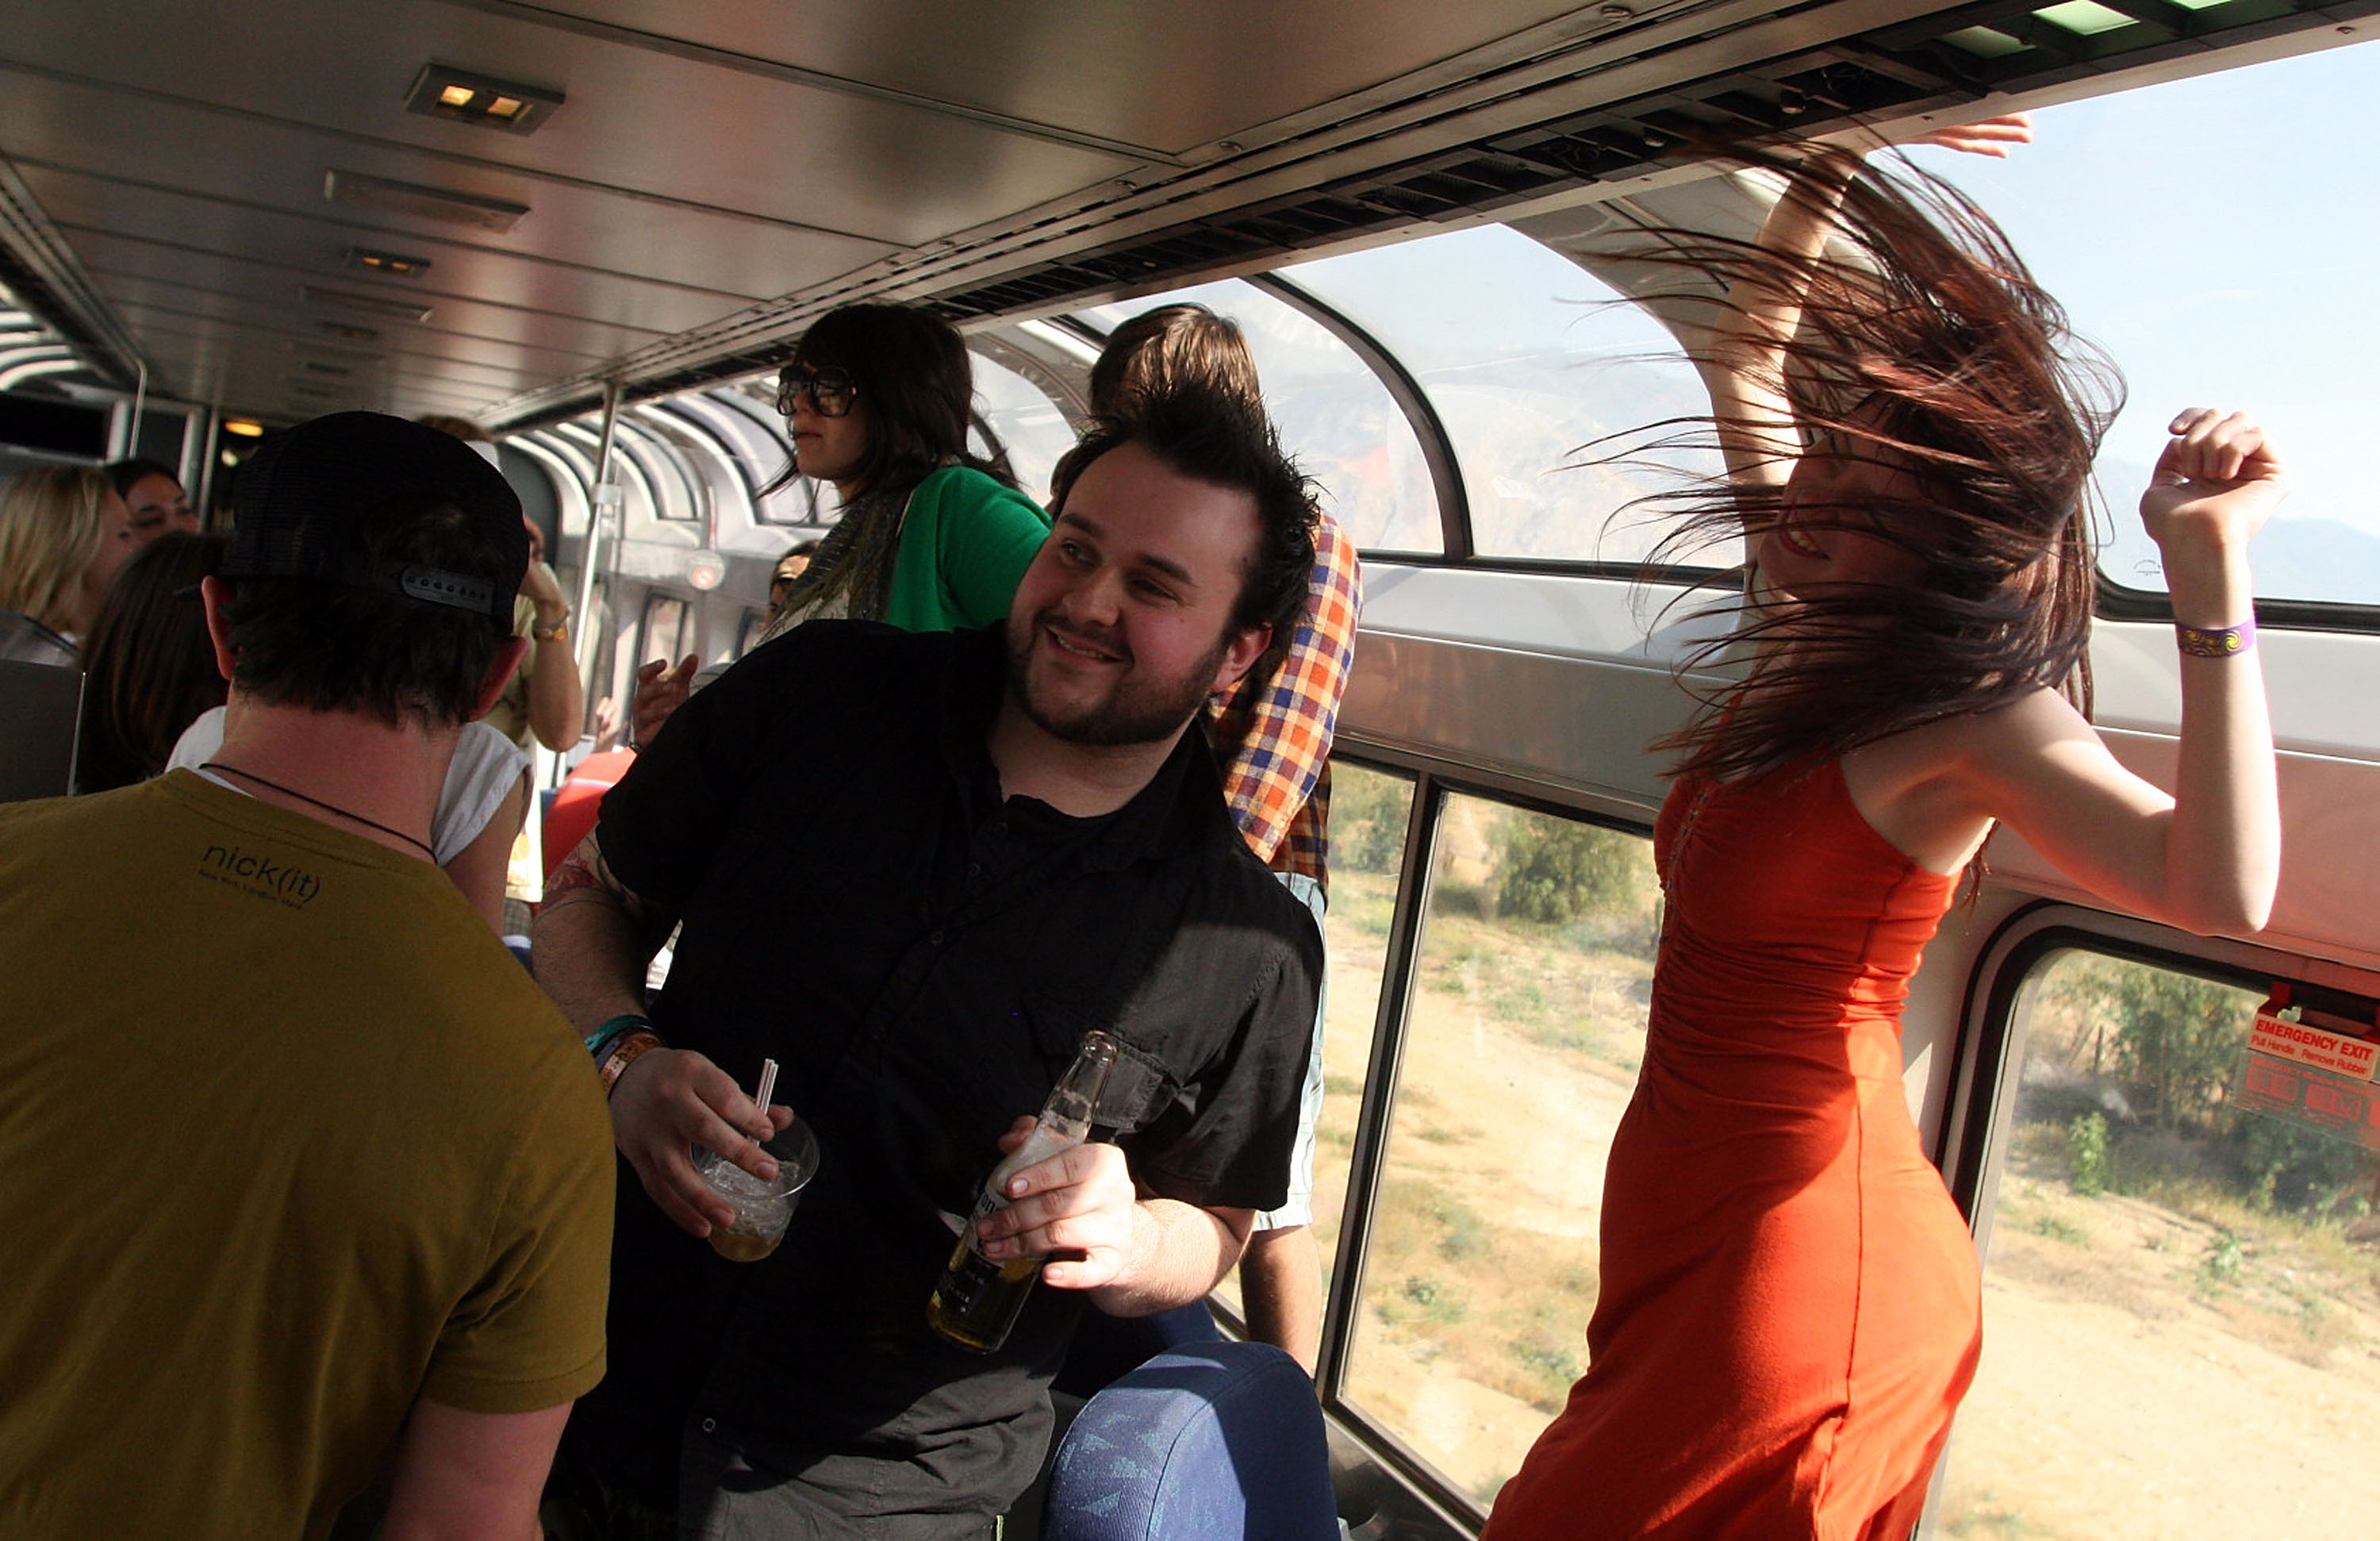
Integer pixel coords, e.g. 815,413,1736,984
927,1031,1119,1353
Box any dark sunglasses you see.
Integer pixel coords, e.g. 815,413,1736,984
775,366,858,419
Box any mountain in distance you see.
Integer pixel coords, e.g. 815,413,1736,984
2094,454,2380,606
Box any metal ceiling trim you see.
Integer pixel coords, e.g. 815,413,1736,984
427,0,1188,166
471,0,1972,426
13,153,772,305
0,148,146,390
69,225,677,338
0,55,895,244
478,0,2379,431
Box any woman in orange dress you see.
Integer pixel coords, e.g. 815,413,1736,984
1482,123,2287,1539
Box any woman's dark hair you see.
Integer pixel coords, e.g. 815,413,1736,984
105,458,182,501
1088,304,1262,419
75,532,229,793
1625,144,2121,782
758,303,1020,628
220,494,512,730
765,303,1015,498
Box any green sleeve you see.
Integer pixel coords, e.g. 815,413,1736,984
912,467,1050,631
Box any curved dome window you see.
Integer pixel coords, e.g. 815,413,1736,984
1285,224,1724,568
1070,281,1441,554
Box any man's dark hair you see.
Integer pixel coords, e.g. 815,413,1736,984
105,457,182,499
1051,385,1315,667
220,493,513,729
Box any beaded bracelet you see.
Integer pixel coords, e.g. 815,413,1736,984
583,1012,653,1063
598,1032,666,1096
2176,617,2256,659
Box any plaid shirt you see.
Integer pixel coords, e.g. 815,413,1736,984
1209,510,1361,890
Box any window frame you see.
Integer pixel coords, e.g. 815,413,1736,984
1274,743,1662,1532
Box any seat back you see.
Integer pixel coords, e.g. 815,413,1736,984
0,659,83,801
1051,1300,1222,1401
1043,1340,1338,1541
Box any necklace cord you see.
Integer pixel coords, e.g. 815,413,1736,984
198,761,436,861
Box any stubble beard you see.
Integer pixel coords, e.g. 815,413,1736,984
1003,611,1227,748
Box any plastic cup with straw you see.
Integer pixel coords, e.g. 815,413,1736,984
690,1057,818,1261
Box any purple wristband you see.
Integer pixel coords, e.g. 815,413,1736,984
2176,617,2255,659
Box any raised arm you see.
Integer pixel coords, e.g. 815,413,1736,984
1952,409,2284,934
1699,116,2034,490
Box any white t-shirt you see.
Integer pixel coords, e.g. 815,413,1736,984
167,709,528,867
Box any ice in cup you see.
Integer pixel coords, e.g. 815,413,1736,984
692,1117,819,1262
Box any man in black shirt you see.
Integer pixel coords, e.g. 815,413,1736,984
536,387,1325,1539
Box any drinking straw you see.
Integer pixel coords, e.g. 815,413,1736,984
754,1058,779,1116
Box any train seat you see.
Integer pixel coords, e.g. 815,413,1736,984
1042,1340,1337,1541
542,748,636,880
1051,1301,1222,1401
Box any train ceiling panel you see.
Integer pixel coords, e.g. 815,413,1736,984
521,0,1606,154
0,0,2370,428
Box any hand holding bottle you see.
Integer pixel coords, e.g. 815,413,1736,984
973,1116,1141,1291
927,1031,1119,1352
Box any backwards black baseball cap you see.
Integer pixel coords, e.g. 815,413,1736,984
219,411,528,622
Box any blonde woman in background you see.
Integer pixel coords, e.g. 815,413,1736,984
0,465,153,665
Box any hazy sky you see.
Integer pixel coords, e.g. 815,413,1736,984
1904,36,2380,545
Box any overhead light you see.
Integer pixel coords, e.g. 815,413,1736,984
300,285,433,324
405,63,564,136
317,321,380,343
346,246,433,279
223,418,264,437
324,169,528,233
2032,0,2135,34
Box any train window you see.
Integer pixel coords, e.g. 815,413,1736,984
1942,947,2380,1535
616,425,701,525
704,387,823,528
639,592,693,672
1902,40,2380,613
1070,282,1441,553
738,607,770,660
1210,761,1417,1324
1286,225,1721,567
968,350,1075,508
1340,790,1659,1510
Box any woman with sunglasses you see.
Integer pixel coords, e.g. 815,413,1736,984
631,302,1047,744
762,302,1046,636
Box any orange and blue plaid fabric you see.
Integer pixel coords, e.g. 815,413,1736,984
1209,510,1361,890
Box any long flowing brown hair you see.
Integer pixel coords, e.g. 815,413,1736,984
1618,144,2121,782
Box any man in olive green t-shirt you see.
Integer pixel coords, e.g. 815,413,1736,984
0,413,615,1541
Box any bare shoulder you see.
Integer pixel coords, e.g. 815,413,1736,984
1842,687,2097,874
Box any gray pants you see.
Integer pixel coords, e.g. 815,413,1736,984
678,1425,1001,1541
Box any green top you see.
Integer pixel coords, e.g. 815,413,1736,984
882,465,1050,632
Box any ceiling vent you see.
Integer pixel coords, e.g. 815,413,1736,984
405,63,564,136
299,285,433,324
316,321,381,343
324,170,528,233
346,246,432,279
